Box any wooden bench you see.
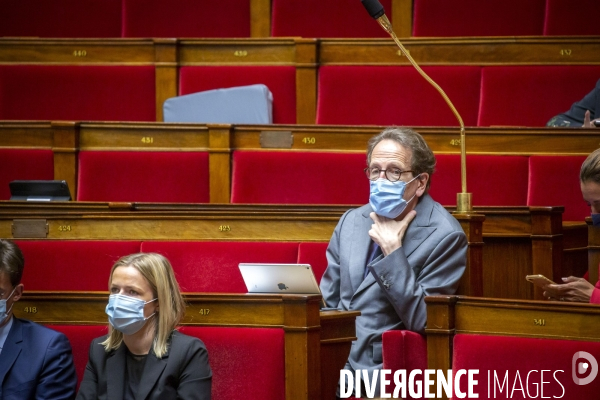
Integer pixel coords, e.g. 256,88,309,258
0,201,591,301
16,291,358,400
0,38,317,123
3,121,600,207
1,37,600,125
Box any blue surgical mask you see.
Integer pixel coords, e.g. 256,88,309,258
0,287,16,324
369,175,420,219
592,213,600,227
106,294,157,335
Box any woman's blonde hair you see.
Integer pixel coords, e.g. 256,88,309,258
101,253,186,358
581,148,600,184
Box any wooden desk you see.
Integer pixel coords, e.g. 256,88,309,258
425,295,600,399
16,291,359,400
318,36,600,66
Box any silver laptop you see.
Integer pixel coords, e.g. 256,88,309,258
238,263,321,294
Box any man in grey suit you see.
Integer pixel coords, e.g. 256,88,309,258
320,127,467,397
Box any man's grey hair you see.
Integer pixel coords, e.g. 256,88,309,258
581,148,600,184
366,127,436,188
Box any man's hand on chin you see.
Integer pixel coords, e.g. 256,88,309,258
368,210,417,256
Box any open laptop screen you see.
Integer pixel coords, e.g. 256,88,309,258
238,263,321,294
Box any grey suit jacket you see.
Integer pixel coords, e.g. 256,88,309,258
320,194,467,377
76,330,211,400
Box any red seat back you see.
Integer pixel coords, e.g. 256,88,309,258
297,242,329,284
527,155,588,221
271,0,392,38
122,0,250,38
231,150,368,204
0,0,121,38
140,241,299,292
478,66,600,127
430,155,529,206
453,334,600,398
316,66,481,126
77,151,209,203
413,0,545,37
0,149,54,200
48,325,108,384
382,330,427,379
17,240,141,291
0,65,155,121
544,0,600,36
179,66,296,124
179,326,285,400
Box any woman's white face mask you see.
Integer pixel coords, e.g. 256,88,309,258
105,294,157,335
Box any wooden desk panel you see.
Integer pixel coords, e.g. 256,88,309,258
319,37,600,66
0,38,156,64
230,124,600,155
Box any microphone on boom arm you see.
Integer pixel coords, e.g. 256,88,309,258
360,0,472,212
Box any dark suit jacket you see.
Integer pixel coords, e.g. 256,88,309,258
0,317,77,400
76,330,211,400
320,194,467,393
547,78,600,127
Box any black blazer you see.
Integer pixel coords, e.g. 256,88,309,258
76,330,211,400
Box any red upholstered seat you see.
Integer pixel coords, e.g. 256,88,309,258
122,0,250,38
430,155,529,206
0,0,121,38
382,330,427,398
17,240,141,291
179,326,285,400
412,0,545,37
179,66,296,124
297,242,329,284
0,149,54,200
271,0,391,38
478,66,600,127
0,65,155,121
453,334,600,398
140,241,299,292
47,325,108,384
544,0,600,36
231,151,368,204
528,155,588,221
316,66,481,126
77,151,209,203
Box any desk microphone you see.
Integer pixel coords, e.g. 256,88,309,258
360,0,472,212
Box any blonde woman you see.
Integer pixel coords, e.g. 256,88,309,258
77,253,211,400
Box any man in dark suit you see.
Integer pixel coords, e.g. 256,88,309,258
0,239,77,400
320,128,467,397
547,78,600,128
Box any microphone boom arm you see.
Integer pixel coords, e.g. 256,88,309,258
372,14,472,213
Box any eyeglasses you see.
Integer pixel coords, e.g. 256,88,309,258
364,167,414,182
